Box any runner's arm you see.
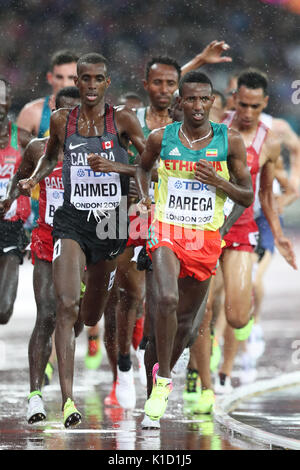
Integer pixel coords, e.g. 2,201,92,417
195,128,253,207
16,101,41,136
219,203,246,238
273,119,300,194
87,154,137,176
115,105,146,155
88,106,147,177
0,139,44,218
18,128,35,152
135,129,163,212
259,139,297,270
181,40,231,76
274,155,298,213
6,139,45,201
18,112,62,192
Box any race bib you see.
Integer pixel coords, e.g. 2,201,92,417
164,177,216,225
249,231,259,246
45,188,64,226
0,178,8,199
0,178,17,219
52,239,61,262
70,166,122,211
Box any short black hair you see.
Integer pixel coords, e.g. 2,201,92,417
145,56,181,81
179,71,213,96
50,50,79,70
77,52,108,75
237,69,269,96
213,89,226,108
55,86,80,109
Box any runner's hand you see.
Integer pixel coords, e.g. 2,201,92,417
136,196,152,215
199,40,232,64
195,160,219,187
275,236,297,270
18,178,37,197
0,198,12,219
87,153,117,173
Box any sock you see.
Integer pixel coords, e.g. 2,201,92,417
28,390,42,401
118,353,132,372
157,374,172,384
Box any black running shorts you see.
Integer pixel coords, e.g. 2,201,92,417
52,203,128,265
0,219,29,264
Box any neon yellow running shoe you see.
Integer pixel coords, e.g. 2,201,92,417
63,398,81,428
193,389,215,414
85,337,103,370
234,316,254,341
210,337,222,373
44,362,54,386
144,363,173,420
183,369,201,402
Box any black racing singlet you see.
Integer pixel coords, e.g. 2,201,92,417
62,104,129,221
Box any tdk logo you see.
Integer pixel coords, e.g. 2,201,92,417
77,169,112,177
174,180,209,191
174,180,183,189
52,191,63,200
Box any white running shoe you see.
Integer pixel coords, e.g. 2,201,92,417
116,366,136,409
214,374,233,395
136,348,147,387
247,324,265,360
27,394,46,424
239,366,258,385
141,413,160,429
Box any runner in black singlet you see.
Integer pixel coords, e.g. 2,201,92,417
19,53,146,428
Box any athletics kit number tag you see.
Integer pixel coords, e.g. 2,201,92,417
0,178,17,219
70,166,122,211
45,188,64,226
164,176,216,225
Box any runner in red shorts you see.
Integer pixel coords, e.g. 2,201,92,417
192,70,297,400
135,71,254,427
0,78,31,326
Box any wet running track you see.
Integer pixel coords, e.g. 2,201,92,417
1,228,300,452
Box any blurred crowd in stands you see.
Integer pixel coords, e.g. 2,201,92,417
0,0,299,130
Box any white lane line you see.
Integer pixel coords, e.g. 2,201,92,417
214,371,300,450
43,429,136,434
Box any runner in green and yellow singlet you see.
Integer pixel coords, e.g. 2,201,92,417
135,71,254,427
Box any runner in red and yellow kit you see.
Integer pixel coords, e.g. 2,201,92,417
115,42,234,409
135,71,254,427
